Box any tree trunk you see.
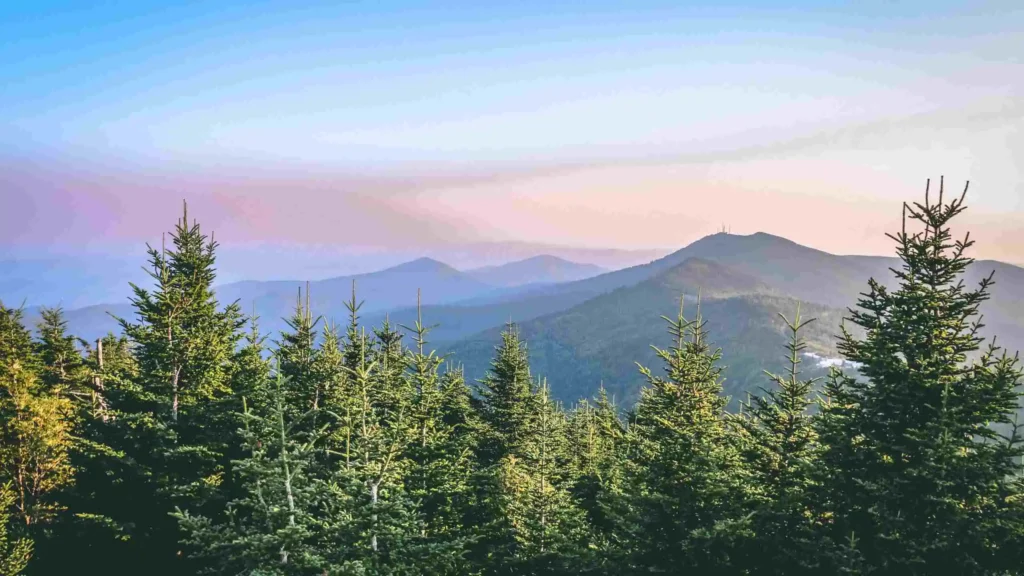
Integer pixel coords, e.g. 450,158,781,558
370,481,379,552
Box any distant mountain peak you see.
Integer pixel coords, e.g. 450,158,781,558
383,257,457,274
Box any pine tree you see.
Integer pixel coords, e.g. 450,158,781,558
610,297,750,574
229,311,274,425
32,333,137,575
120,202,243,422
469,323,538,570
475,323,539,465
0,482,32,575
470,324,589,574
175,372,330,575
34,307,88,397
343,280,369,377
112,203,244,573
0,303,75,530
276,284,322,417
501,381,588,574
317,319,465,575
27,313,133,575
816,179,1024,574
733,305,827,575
566,387,624,544
371,316,410,419
402,297,476,545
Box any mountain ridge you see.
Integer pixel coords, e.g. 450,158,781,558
465,255,606,287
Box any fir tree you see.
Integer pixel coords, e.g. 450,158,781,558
471,324,588,574
0,303,75,530
175,372,330,575
34,307,88,397
276,284,322,417
317,320,464,575
120,204,243,422
475,323,539,465
733,305,827,575
112,203,244,573
343,280,369,376
500,381,589,574
371,316,410,419
402,297,476,545
566,387,624,544
816,179,1024,574
611,297,750,574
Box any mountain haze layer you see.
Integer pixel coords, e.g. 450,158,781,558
18,232,1024,411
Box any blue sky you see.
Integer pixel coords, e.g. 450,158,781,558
3,0,1019,164
2,0,1022,263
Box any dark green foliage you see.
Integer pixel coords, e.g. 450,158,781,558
175,373,329,575
0,482,32,575
566,387,624,541
0,303,38,380
474,324,539,465
108,203,245,574
609,298,752,574
34,307,88,396
733,305,830,575
7,183,1024,576
276,286,322,418
816,179,1024,574
471,324,589,574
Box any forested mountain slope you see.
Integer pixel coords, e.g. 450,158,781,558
444,257,854,405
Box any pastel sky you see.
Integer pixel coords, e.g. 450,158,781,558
2,0,1023,263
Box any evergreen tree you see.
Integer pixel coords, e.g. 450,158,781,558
175,372,330,575
817,179,1024,574
120,205,243,422
31,333,137,575
276,285,322,417
317,320,464,575
229,312,274,427
610,298,750,574
371,316,410,419
0,482,32,575
342,281,369,377
0,303,75,530
471,324,588,574
733,305,827,575
34,307,88,397
566,387,624,545
112,203,244,573
27,315,132,575
475,323,539,465
498,381,588,574
402,298,476,545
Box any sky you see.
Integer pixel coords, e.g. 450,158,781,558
2,0,1023,269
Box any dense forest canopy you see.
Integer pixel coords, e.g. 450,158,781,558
1,179,1023,575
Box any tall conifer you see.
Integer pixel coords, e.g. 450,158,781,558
816,179,1024,573
113,203,244,573
611,298,749,573
734,305,826,575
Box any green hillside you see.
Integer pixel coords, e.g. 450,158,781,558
445,258,855,406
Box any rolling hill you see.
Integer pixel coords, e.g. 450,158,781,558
465,255,606,287
442,258,854,407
